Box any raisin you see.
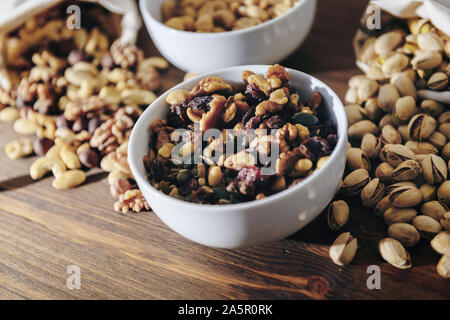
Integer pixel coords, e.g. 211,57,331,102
327,134,338,149
264,115,286,129
245,83,267,106
187,96,213,112
301,136,330,160
167,103,188,127
243,116,261,134
241,107,255,125
151,159,166,182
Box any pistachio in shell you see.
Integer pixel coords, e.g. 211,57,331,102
439,123,450,140
388,223,421,247
411,50,442,70
421,200,448,221
378,84,399,113
384,207,418,225
391,159,421,182
420,99,445,118
327,200,350,231
378,238,412,269
430,231,450,256
389,186,423,208
426,131,446,150
348,120,379,140
329,232,358,266
381,125,402,145
374,30,404,57
375,162,394,183
386,181,417,195
391,73,417,99
345,104,365,126
417,32,444,52
340,168,370,195
427,72,448,91
347,148,371,171
420,183,437,202
408,113,437,141
357,78,379,101
360,178,385,208
404,141,438,155
382,53,409,76
422,154,447,185
437,181,450,207
443,142,450,160
392,96,418,125
397,125,411,142
374,195,392,217
361,133,382,159
364,98,382,121
379,144,416,167
412,215,442,240
437,255,450,278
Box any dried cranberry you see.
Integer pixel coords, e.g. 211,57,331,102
68,49,87,66
187,96,213,112
245,83,267,106
243,116,261,134
100,54,114,69
264,115,286,129
241,107,255,125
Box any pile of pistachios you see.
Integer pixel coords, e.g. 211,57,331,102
328,18,450,278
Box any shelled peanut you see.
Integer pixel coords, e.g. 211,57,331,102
329,18,449,278
0,6,168,213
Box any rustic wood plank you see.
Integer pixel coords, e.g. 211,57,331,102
0,0,449,300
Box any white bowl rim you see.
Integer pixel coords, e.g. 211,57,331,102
128,64,347,211
139,0,311,38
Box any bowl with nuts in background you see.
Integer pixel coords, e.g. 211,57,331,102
139,0,316,73
128,64,347,248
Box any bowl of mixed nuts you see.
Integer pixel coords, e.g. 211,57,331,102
139,0,316,73
128,64,347,248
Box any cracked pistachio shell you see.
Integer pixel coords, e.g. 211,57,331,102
422,154,447,185
430,231,450,256
361,178,385,208
420,100,445,118
329,232,358,266
388,223,421,247
408,113,437,141
437,255,450,278
357,78,379,101
375,162,394,183
382,53,409,75
389,186,423,208
440,211,450,231
348,120,379,140
391,159,421,182
411,50,442,70
361,133,382,159
386,182,417,195
417,32,444,52
375,194,392,217
327,200,350,231
412,215,442,239
391,73,417,99
426,131,446,149
381,125,402,145
437,181,450,207
384,207,418,225
345,104,365,126
404,141,439,155
378,84,399,113
379,144,416,167
378,238,412,269
374,30,404,57
421,201,448,221
341,169,370,195
347,148,371,171
427,72,448,91
392,96,418,125
420,183,437,202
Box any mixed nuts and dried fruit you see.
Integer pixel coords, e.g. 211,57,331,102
328,16,450,278
142,65,337,204
162,0,298,32
0,3,167,213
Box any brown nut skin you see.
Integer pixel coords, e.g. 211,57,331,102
347,148,371,171
341,168,370,196
361,178,385,208
361,133,382,159
33,137,54,156
348,120,379,140
379,144,416,167
408,113,437,141
437,181,450,207
79,149,100,169
389,186,423,208
422,154,447,185
391,159,421,182
375,162,394,183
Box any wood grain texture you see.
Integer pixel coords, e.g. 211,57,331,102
0,0,449,300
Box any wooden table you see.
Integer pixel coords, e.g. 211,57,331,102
0,0,449,300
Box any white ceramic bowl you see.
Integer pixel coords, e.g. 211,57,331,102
139,0,317,73
128,65,347,248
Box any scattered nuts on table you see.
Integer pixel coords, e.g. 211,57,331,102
0,4,169,213
142,65,337,204
162,0,299,32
